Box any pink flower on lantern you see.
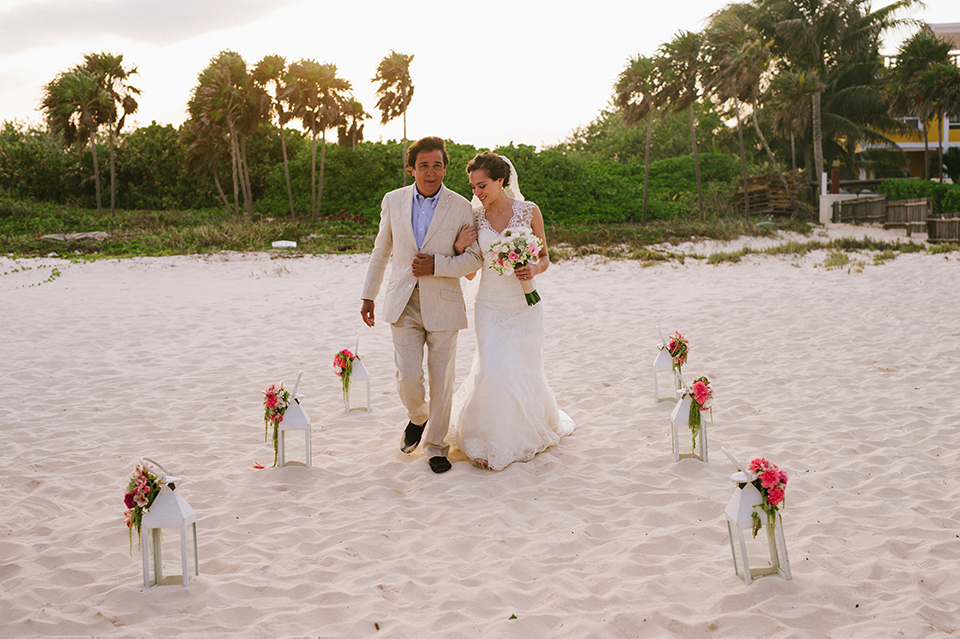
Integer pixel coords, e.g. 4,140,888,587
692,380,712,409
124,492,135,509
266,394,278,408
760,468,782,489
779,470,789,485
767,487,785,507
749,458,769,472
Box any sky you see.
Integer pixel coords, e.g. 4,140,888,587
0,0,956,150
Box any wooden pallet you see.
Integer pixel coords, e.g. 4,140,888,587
734,174,806,217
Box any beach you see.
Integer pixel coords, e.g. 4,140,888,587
1,225,958,638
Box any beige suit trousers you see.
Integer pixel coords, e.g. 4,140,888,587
390,287,458,458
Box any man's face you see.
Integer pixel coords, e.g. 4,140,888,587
411,149,446,197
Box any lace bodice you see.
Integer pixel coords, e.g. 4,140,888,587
474,199,535,235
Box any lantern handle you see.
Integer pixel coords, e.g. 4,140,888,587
291,370,303,399
656,325,667,349
140,457,181,485
721,447,757,481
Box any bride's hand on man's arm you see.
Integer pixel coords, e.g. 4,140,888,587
454,224,477,255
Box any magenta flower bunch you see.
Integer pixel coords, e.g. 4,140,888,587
123,462,164,553
748,457,789,537
334,349,355,402
685,376,713,454
667,331,688,372
263,382,291,466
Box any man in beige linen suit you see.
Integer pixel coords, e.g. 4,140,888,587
360,136,482,473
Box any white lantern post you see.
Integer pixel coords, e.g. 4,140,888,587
669,374,708,462
279,371,312,468
139,458,198,587
720,448,791,585
345,337,370,413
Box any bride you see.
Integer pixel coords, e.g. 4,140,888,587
449,152,575,470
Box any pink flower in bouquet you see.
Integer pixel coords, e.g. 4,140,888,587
692,380,712,408
760,468,782,489
528,241,540,256
767,487,785,507
508,251,519,262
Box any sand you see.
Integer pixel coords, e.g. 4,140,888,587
0,225,958,638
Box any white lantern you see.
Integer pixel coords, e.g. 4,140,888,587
653,326,680,403
139,458,198,587
669,375,708,462
279,371,312,468
344,337,370,413
720,448,791,584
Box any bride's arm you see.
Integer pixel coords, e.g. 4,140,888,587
515,204,549,280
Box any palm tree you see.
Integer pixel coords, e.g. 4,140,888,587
757,0,918,185
338,98,370,150
288,60,352,217
919,61,960,182
615,54,661,222
372,51,415,185
658,31,706,220
187,51,261,219
887,27,957,181
84,52,140,215
703,6,802,217
41,67,111,216
767,70,816,172
253,54,297,219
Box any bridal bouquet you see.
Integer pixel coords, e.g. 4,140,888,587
263,382,291,466
334,349,354,402
123,461,165,553
748,457,789,538
667,331,688,373
489,229,543,306
685,376,713,454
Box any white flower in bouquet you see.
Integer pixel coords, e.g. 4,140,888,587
489,229,543,306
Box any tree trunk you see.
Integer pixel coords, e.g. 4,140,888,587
239,136,254,220
937,112,944,183
213,170,230,213
227,122,241,218
687,105,704,221
280,127,295,221
812,90,824,188
790,132,797,173
735,97,750,219
88,127,103,217
317,132,326,217
642,110,652,224
310,131,318,218
752,99,802,218
107,126,117,215
922,121,930,181
402,111,408,187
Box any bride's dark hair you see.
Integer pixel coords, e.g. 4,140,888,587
467,152,511,188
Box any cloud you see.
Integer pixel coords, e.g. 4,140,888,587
0,0,302,55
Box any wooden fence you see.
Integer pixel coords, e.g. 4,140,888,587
885,198,931,237
832,195,888,224
927,218,960,243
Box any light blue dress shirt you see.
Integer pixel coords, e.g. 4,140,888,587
412,185,442,251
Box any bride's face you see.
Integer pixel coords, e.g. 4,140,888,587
469,169,504,207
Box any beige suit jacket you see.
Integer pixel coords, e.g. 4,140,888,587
361,184,482,331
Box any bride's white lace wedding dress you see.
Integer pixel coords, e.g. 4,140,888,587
450,199,576,470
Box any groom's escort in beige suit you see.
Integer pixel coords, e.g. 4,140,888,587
361,179,481,464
